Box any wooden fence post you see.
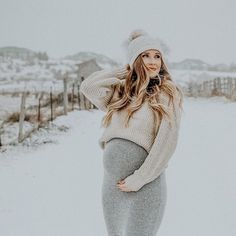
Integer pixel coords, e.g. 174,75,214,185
18,91,26,143
37,96,41,129
50,86,53,121
79,76,86,110
74,79,80,110
0,131,2,147
216,77,221,95
63,73,68,115
77,84,81,110
227,77,233,98
72,83,74,111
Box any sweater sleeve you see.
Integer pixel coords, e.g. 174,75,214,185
79,66,128,112
123,89,183,192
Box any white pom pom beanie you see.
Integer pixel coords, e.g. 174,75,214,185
126,30,163,69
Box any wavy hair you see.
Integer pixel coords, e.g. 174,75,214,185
101,52,184,135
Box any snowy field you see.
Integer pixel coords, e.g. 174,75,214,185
0,96,235,236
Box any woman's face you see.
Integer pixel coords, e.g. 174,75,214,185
141,49,162,78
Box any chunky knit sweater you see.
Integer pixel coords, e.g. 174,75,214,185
79,66,183,192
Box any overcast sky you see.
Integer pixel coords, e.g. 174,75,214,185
0,0,235,65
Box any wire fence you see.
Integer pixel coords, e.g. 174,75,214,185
183,77,236,100
0,75,96,146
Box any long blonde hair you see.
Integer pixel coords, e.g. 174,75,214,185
101,52,184,134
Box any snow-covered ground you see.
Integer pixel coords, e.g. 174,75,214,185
0,96,235,236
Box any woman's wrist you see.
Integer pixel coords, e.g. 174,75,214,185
111,65,129,79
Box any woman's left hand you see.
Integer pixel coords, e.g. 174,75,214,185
117,179,133,192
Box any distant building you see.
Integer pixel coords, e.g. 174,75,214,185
76,59,103,110
76,59,102,83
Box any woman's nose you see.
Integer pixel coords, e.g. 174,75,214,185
148,57,156,64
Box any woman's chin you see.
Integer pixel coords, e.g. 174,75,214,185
149,72,158,78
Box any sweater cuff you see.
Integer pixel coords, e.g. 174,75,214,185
123,171,146,192
111,66,129,80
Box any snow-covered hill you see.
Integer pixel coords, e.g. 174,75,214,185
0,49,120,93
170,58,210,70
169,58,236,72
64,51,119,68
0,46,47,61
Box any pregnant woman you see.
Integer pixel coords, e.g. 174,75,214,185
80,29,184,236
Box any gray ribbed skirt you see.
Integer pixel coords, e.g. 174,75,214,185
102,138,167,236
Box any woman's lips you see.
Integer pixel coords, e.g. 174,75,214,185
148,67,157,71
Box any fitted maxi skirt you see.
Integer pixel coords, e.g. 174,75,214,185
102,137,167,236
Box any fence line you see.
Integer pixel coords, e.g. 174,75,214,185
0,73,95,147
185,76,236,100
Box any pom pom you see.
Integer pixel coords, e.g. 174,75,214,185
128,29,148,42
121,29,148,52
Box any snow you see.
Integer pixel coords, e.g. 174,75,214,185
0,96,235,236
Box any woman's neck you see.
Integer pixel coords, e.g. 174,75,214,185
150,74,159,80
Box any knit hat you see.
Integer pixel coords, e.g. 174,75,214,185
123,29,163,69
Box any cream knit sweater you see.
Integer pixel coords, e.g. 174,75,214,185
79,66,183,192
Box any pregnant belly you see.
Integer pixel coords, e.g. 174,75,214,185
103,138,148,180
